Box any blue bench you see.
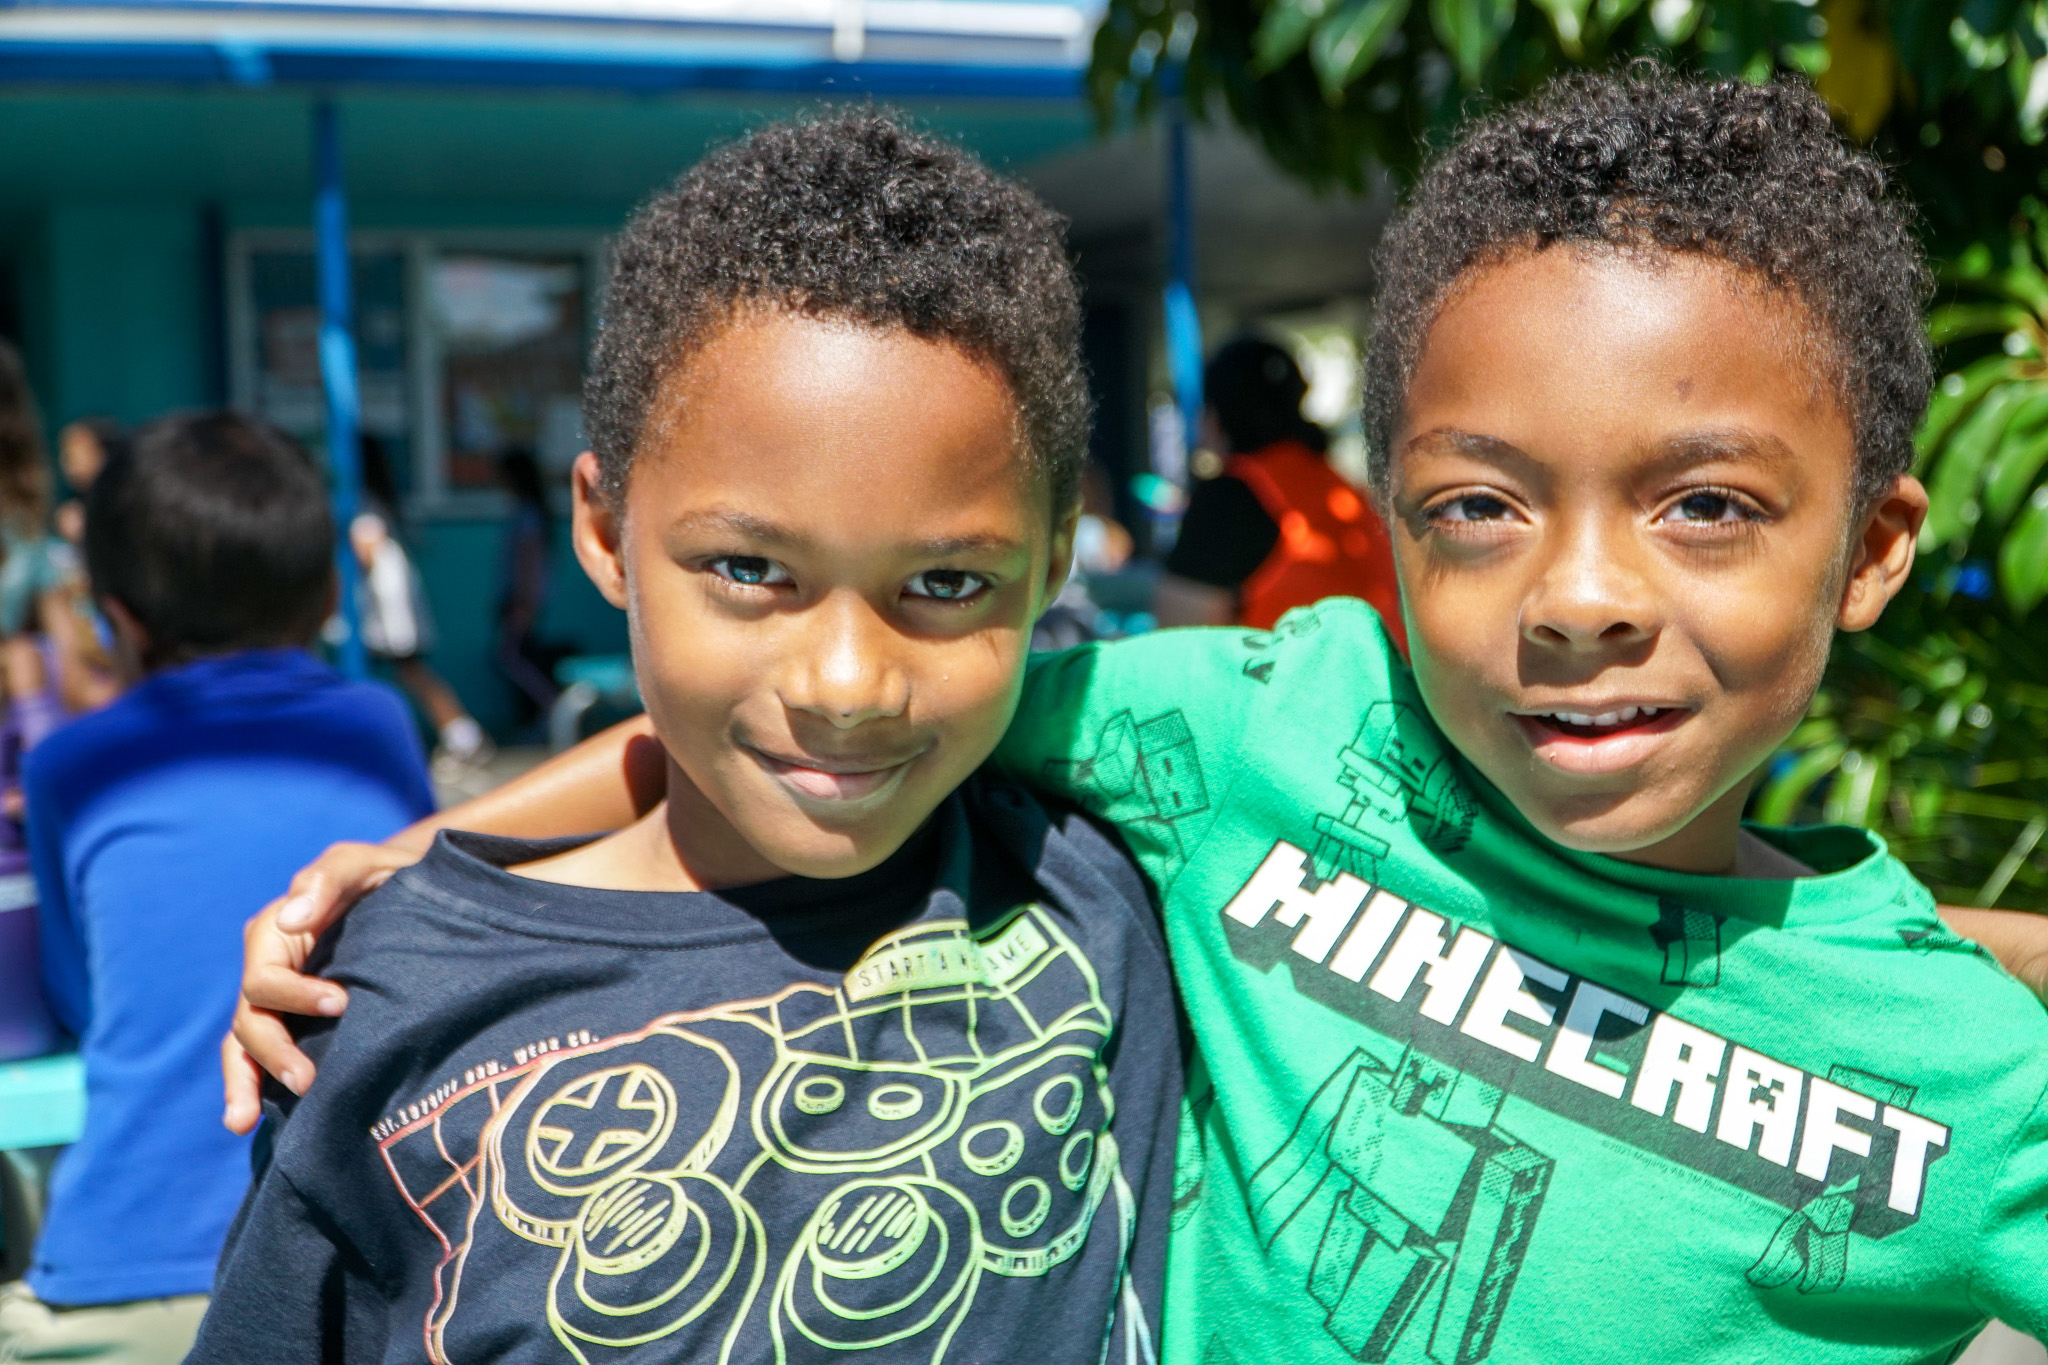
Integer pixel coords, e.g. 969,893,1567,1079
0,1053,81,1277
0,1053,82,1152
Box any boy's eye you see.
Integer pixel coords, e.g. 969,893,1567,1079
709,555,792,588
1426,492,1518,524
904,570,989,602
1661,490,1761,525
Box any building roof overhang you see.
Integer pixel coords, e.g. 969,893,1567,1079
0,0,1096,95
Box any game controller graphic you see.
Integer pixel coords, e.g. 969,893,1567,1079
377,907,1145,1365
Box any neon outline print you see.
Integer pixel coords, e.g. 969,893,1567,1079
369,904,1155,1365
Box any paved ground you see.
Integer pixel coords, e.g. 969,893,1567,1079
430,743,546,810
1962,1324,2048,1365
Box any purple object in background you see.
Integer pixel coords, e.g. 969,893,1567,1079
0,878,60,1062
0,687,61,1063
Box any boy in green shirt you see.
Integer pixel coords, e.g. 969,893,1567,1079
231,68,2048,1361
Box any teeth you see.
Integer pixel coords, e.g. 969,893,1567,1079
1549,706,1655,728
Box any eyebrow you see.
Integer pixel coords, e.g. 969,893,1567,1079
911,534,1026,558
1644,429,1800,475
671,508,801,546
668,509,1025,559
1402,426,1800,477
1403,428,1538,474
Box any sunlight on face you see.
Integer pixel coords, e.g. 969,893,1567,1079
574,312,1072,884
1390,248,1924,872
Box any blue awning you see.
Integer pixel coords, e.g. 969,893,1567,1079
0,0,1099,95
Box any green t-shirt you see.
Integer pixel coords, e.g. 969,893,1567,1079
994,598,2048,1365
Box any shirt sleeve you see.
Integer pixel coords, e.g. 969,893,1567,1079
187,1161,380,1365
991,602,1401,895
1971,1082,2048,1339
993,623,1282,898
1164,475,1278,589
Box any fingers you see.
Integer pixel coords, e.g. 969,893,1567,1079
244,958,348,1019
274,841,414,936
231,994,318,1099
224,839,421,1119
221,1033,263,1135
240,898,343,1016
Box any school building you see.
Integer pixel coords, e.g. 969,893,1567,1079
0,0,1389,734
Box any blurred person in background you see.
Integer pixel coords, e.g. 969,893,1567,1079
0,346,76,756
1031,462,1135,651
1152,335,1405,651
0,341,63,1066
52,417,121,548
0,411,434,1364
353,435,491,774
43,416,124,717
493,447,562,726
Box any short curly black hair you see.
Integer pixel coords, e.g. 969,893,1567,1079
1364,63,1932,508
586,110,1089,513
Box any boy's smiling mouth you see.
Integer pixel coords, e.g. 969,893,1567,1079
1509,704,1691,776
744,743,928,804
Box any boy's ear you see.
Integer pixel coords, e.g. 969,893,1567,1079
1037,501,1082,615
97,595,152,680
570,451,629,610
1838,474,1928,633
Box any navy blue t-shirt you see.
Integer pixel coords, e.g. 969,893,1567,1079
190,778,1181,1365
25,648,434,1304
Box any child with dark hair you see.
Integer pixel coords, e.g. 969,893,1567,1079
0,411,434,1365
238,68,2048,1361
189,113,1178,1365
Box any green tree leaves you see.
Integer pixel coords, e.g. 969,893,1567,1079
1086,0,2048,902
1755,216,2048,905
2001,485,2048,609
1431,0,1516,84
1090,0,2048,242
1313,0,1414,98
1916,215,2048,612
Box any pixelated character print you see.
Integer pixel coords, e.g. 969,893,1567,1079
1745,1065,1924,1299
1245,1046,1551,1364
375,906,1152,1365
1652,899,1724,988
1043,710,1209,875
1312,703,1478,884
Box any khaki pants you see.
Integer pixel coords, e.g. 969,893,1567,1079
0,1282,205,1365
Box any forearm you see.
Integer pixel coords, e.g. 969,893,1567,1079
1939,905,2048,997
399,712,664,849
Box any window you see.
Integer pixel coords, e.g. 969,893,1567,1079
229,231,605,513
431,253,587,492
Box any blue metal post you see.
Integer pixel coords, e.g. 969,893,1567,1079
313,99,367,678
1162,97,1203,471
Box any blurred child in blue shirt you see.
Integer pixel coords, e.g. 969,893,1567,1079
2,411,433,1364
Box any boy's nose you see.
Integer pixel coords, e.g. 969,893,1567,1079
1519,522,1662,651
779,595,911,728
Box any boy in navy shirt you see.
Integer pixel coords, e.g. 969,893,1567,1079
1,412,433,1364
188,115,1180,1365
